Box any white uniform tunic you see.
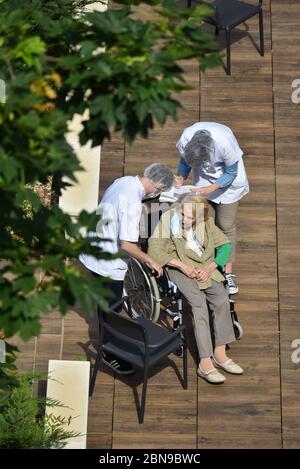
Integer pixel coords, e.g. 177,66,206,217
176,122,249,204
79,176,145,281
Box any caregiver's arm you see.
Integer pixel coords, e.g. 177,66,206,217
195,162,238,196
121,241,163,277
177,156,192,179
215,161,238,188
214,242,231,269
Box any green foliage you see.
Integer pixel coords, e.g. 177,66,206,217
0,0,221,342
0,341,19,391
0,374,81,449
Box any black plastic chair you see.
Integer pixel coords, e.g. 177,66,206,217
187,0,264,75
89,297,188,424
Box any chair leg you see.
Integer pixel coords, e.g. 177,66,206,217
183,344,188,390
139,366,149,424
89,344,102,396
186,0,192,7
259,8,264,56
225,28,231,75
215,26,219,36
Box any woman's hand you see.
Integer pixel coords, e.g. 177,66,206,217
195,268,210,282
195,263,217,282
180,263,198,279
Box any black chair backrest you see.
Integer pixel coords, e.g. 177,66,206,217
192,0,221,26
99,302,149,348
191,0,263,26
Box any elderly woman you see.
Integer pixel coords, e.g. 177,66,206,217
148,194,243,384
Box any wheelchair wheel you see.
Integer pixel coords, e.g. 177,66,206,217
233,320,243,340
123,258,161,322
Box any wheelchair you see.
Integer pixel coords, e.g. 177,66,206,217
123,258,184,356
123,257,243,341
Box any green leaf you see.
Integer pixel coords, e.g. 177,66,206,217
0,155,19,183
15,36,46,70
19,320,41,342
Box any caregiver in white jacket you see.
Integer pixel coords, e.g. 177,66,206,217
175,122,249,294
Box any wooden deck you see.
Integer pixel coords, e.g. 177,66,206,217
13,0,300,448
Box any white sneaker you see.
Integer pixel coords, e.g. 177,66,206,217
225,273,239,295
197,364,226,384
213,357,244,375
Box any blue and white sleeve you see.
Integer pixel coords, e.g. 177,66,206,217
216,162,238,188
177,156,192,178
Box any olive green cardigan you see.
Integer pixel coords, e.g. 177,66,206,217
148,209,230,290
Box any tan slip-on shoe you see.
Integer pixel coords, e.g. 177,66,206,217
213,357,244,375
197,364,226,384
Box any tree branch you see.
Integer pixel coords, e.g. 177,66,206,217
5,58,16,80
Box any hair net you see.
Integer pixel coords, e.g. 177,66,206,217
143,163,174,190
184,130,216,171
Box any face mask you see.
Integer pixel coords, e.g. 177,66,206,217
170,213,180,237
142,192,160,200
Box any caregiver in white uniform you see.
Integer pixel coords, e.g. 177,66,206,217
175,122,249,294
80,163,174,374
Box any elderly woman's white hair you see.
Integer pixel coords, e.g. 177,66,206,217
176,193,210,225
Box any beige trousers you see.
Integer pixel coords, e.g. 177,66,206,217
167,269,236,358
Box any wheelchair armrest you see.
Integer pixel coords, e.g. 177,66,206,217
148,325,186,350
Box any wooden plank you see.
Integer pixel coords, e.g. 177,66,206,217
99,133,125,198
197,0,282,448
40,310,63,335
198,431,280,449
34,334,62,373
112,377,197,449
9,336,36,374
272,0,300,449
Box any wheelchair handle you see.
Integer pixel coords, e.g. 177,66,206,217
144,262,156,276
